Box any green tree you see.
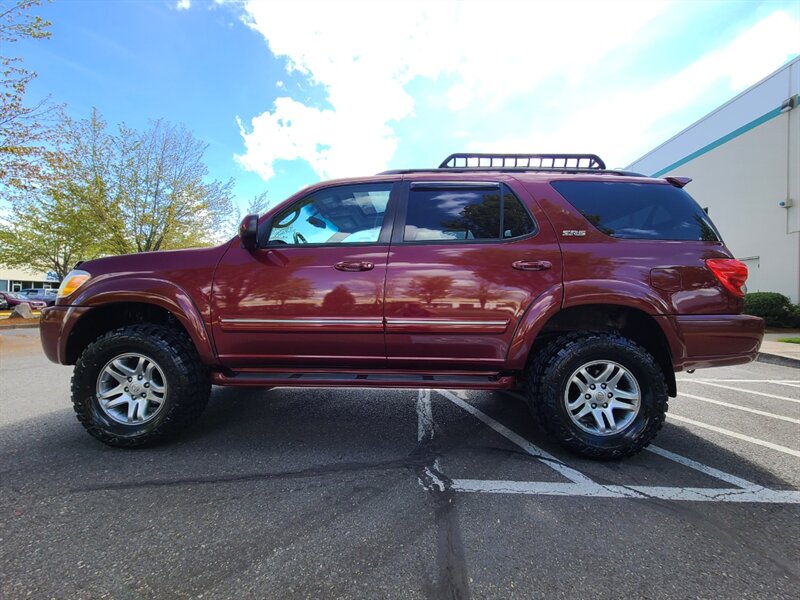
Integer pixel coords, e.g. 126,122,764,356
55,109,235,253
1,0,56,192
0,183,101,279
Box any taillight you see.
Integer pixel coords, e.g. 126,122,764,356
706,259,748,298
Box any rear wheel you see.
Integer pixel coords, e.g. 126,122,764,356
526,332,668,459
72,324,210,448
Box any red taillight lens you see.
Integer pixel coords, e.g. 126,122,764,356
706,259,748,298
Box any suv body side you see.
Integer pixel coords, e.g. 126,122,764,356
41,172,762,376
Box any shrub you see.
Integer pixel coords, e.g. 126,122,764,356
743,292,799,328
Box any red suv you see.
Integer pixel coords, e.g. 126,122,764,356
40,153,763,458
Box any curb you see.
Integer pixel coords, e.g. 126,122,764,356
756,352,800,369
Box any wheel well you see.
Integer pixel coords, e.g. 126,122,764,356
533,304,677,396
65,302,191,364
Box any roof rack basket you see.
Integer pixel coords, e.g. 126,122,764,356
439,153,606,170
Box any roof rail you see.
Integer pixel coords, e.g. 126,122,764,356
439,153,606,170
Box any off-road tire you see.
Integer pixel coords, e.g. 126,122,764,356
71,324,210,448
526,331,668,459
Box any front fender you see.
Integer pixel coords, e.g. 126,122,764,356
68,275,216,365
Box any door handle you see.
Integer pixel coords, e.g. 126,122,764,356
334,261,375,272
512,260,552,271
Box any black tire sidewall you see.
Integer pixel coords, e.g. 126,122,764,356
73,328,194,443
541,335,668,456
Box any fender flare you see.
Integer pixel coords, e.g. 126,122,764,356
506,283,564,369
69,275,216,365
506,279,674,371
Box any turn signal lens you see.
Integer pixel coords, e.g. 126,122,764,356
57,270,91,298
706,259,748,298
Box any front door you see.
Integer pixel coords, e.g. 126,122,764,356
384,179,562,370
212,182,397,368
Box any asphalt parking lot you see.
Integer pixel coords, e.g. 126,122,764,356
1,328,799,599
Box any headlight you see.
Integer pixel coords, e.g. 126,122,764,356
57,270,91,298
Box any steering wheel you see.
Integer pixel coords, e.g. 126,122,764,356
293,231,308,244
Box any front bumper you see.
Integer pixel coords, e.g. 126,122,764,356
40,305,91,364
657,314,764,371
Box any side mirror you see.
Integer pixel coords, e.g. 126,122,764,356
239,214,258,250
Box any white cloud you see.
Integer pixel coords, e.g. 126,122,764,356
235,1,799,181
235,0,668,181
176,0,191,10
472,10,800,166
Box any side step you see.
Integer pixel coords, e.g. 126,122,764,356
211,370,516,390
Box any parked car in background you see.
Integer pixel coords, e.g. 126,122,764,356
0,291,47,310
19,288,58,307
0,295,8,310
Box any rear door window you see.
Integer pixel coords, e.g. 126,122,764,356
551,181,720,241
403,184,536,242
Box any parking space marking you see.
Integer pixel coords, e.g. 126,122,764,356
450,480,800,503
677,378,800,389
416,389,435,442
679,381,800,404
645,445,761,489
677,392,800,424
436,389,593,484
668,414,800,458
430,390,800,503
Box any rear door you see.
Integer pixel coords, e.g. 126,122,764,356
212,182,397,368
384,179,562,370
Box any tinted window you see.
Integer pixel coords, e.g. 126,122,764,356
503,193,536,238
269,184,391,245
404,186,535,242
552,181,720,241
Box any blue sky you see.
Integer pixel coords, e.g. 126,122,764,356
19,0,800,212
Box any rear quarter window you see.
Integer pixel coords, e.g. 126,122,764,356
551,181,720,242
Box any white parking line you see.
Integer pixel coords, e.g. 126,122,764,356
677,392,800,424
677,379,800,387
668,414,800,458
645,445,760,489
416,389,434,442
435,390,593,485
451,479,800,503
424,390,800,503
679,381,800,404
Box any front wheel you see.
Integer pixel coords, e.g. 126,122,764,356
526,332,669,459
71,324,210,448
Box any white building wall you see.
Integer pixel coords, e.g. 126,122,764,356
628,56,800,303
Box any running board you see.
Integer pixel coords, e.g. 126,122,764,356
211,370,516,390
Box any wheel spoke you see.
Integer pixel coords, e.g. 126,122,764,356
595,363,615,384
609,399,637,411
574,404,592,419
603,409,617,430
113,359,137,378
136,399,149,421
613,389,639,401
133,356,145,376
105,397,129,410
99,385,125,400
608,368,625,388
591,409,606,432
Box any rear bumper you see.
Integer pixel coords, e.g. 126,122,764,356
657,314,764,371
40,305,91,364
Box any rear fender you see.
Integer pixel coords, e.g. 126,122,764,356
506,284,564,369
